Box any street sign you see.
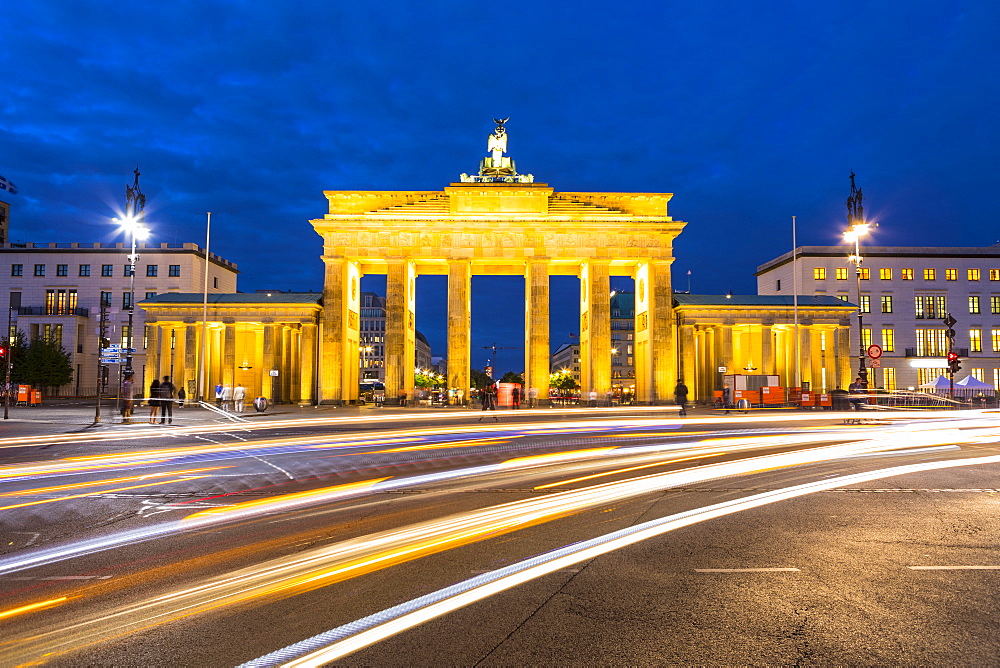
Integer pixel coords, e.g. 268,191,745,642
866,344,883,359
718,366,727,373
943,314,957,328
100,358,121,365
269,369,279,376
869,359,881,368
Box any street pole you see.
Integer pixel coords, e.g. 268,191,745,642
119,168,147,415
3,306,12,420
197,212,211,402
844,172,869,390
792,215,800,391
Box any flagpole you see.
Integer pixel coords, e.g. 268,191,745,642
196,212,211,402
792,215,800,390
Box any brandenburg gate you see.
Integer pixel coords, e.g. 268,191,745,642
311,120,687,405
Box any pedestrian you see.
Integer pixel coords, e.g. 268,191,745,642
674,379,689,417
589,389,598,408
160,375,175,424
177,387,186,408
397,389,407,407
479,383,498,421
233,383,246,413
221,383,234,411
849,376,865,410
722,382,733,415
148,378,161,423
121,372,134,422
528,386,538,408
512,386,521,409
215,383,223,407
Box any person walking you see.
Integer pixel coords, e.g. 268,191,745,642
233,383,246,413
215,383,223,407
160,375,176,424
512,386,521,409
479,383,497,421
722,382,733,415
148,378,161,424
121,372,135,422
528,386,538,408
221,383,234,412
674,379,689,417
177,387,186,408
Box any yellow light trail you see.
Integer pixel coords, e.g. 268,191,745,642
0,476,212,513
533,452,726,490
500,447,618,467
182,478,391,521
0,467,230,497
0,597,69,621
366,437,511,453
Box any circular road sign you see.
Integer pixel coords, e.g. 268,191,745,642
867,344,883,359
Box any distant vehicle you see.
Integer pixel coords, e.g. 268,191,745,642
359,381,385,406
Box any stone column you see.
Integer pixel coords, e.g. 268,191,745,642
524,260,550,406
761,325,774,375
184,324,197,397
633,260,675,404
144,324,160,396
579,260,611,400
385,260,416,404
299,322,317,405
282,325,293,402
320,257,362,404
447,261,472,404
262,323,276,400
222,323,236,387
679,323,695,389
799,327,813,389
835,326,852,390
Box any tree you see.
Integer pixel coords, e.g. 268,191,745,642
470,368,492,389
10,332,73,389
549,370,578,391
499,371,524,385
414,369,441,389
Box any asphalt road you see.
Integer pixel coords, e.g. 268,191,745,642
1,406,999,666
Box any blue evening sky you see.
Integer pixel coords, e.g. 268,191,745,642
2,2,998,372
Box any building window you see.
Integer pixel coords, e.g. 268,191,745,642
918,368,948,386
859,268,870,280
124,264,133,277
879,268,892,280
835,267,848,280
881,328,894,352
861,327,872,348
992,296,1000,315
972,368,985,382
100,291,112,307
915,295,947,319
923,268,936,281
169,264,180,277
859,295,870,313
970,329,982,353
880,295,892,313
813,268,826,280
45,289,55,315
145,292,157,300
56,264,68,277
121,325,131,348
884,367,896,391
945,269,957,281
970,296,981,314
992,329,1000,353
775,279,781,291
102,264,113,277
969,269,981,281
991,269,1000,281
213,277,219,288
146,265,158,277
79,264,91,277
122,292,133,310
915,329,948,356
837,292,850,302
901,268,914,280
995,369,1000,391
11,264,22,277
34,264,45,277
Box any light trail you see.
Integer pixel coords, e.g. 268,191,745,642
0,476,213,513
244,451,1000,667
532,452,725,490
0,430,985,664
0,596,69,621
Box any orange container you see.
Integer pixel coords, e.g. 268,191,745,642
761,386,785,405
800,391,815,407
819,394,832,407
29,389,41,405
735,390,760,405
16,385,29,404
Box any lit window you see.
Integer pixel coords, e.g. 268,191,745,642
970,296,981,314
859,268,870,280
972,368,985,382
923,268,936,280
859,295,870,313
861,327,872,347
993,329,1000,353
884,367,896,391
992,296,1000,315
813,268,826,280
916,329,948,356
991,269,1000,281
835,267,848,280
881,295,893,313
879,268,892,280
945,269,957,281
968,269,981,281
881,328,894,352
970,329,982,352
901,268,914,280
837,292,850,302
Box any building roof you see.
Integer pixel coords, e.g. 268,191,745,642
610,291,635,317
674,294,855,308
756,244,1000,274
140,292,322,305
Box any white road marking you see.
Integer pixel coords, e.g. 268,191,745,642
908,565,1000,570
694,568,800,572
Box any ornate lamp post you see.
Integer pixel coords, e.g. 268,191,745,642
844,172,869,389
114,168,149,399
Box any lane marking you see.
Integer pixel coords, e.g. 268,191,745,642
908,565,1000,570
694,568,800,573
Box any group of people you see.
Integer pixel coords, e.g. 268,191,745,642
214,383,248,413
120,374,183,424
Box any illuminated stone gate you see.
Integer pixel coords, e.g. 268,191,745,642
310,121,687,405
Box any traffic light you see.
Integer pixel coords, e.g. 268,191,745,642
947,351,962,374
0,345,6,359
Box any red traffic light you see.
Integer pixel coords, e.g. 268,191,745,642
0,345,6,358
947,351,959,363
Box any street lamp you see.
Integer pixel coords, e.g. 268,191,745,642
114,167,148,405
360,345,373,380
844,171,868,389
